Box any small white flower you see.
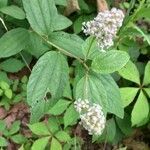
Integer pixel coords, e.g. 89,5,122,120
82,7,124,51
74,99,106,135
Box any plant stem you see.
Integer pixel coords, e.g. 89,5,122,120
35,31,89,71
20,52,31,72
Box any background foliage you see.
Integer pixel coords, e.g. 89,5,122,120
0,0,150,149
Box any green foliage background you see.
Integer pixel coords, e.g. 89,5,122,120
0,0,150,149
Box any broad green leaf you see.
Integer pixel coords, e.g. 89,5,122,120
4,89,12,99
92,50,129,74
75,73,108,113
0,5,25,19
27,51,69,123
0,137,8,147
23,0,56,35
0,81,10,90
53,15,72,31
99,74,124,118
48,32,84,58
55,131,71,142
131,91,149,126
0,58,24,73
11,134,26,144
82,36,99,60
48,117,59,133
54,0,67,6
0,28,29,58
25,31,49,58
136,7,150,19
31,137,50,150
0,0,7,8
28,122,50,136
63,81,72,99
64,104,79,128
23,0,71,35
116,114,133,136
107,119,116,142
143,61,150,85
0,71,11,84
118,60,140,84
144,88,150,98
9,121,20,135
0,120,6,131
78,0,91,13
103,118,116,143
120,87,139,107
48,99,71,115
50,138,62,150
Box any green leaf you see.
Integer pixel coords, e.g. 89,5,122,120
23,0,71,35
27,51,69,123
82,36,99,60
11,134,26,144
118,60,140,84
4,89,12,99
63,81,72,99
53,15,72,31
55,131,71,142
0,0,8,8
143,61,150,85
54,0,67,6
144,88,150,98
0,28,29,58
64,104,79,128
99,74,124,118
48,32,84,58
23,0,56,35
75,73,108,113
104,118,116,143
0,58,24,73
0,120,6,132
0,81,10,90
9,121,20,135
120,88,139,107
31,137,50,150
107,118,116,142
131,91,149,126
78,0,91,13
0,71,12,84
50,138,62,150
136,7,150,19
48,117,59,133
0,5,25,19
116,114,133,136
0,137,8,147
48,99,71,115
25,31,49,58
91,50,130,74
28,122,50,136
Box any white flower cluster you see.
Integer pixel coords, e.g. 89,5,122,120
74,99,106,135
82,8,124,51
